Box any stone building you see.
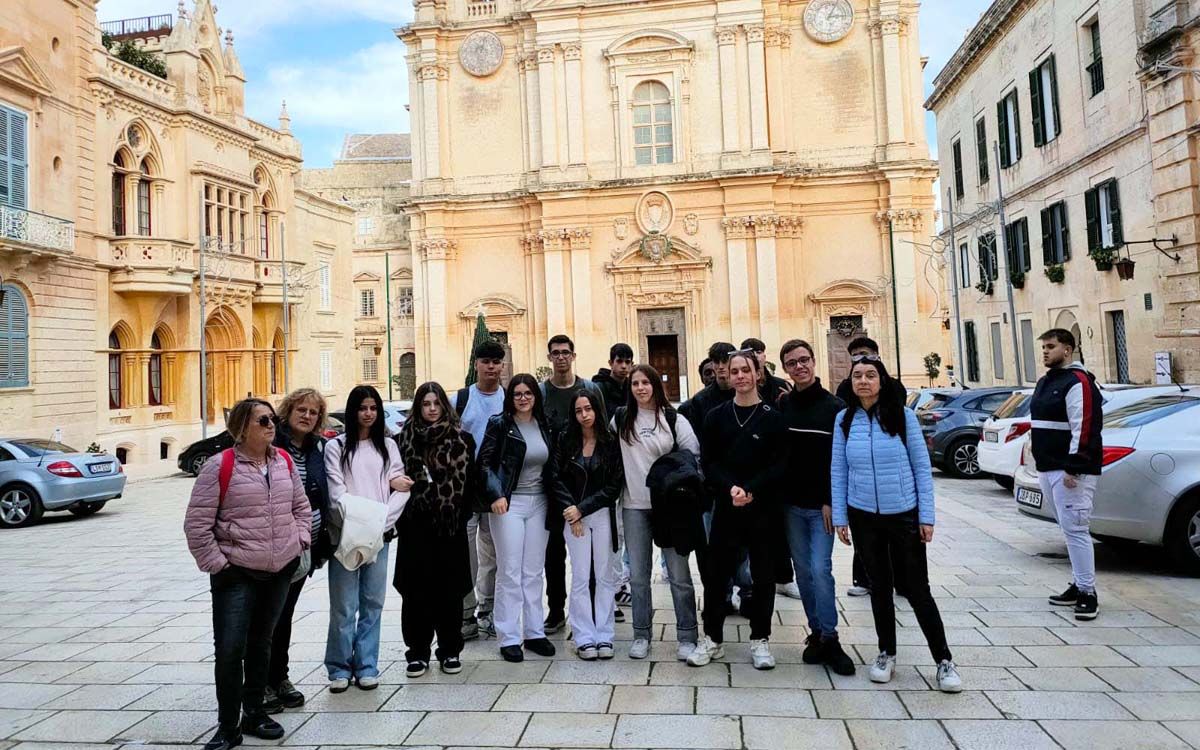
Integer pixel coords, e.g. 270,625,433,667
0,0,356,466
398,0,945,397
927,0,1200,387
303,134,418,399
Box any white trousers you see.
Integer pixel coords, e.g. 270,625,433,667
491,493,550,647
564,512,619,648
1039,469,1098,593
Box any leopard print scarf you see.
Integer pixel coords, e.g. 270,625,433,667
396,416,473,536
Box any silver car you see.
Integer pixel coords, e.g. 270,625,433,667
0,438,126,528
1014,394,1200,573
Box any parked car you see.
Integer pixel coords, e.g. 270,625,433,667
1014,392,1200,573
0,438,126,528
907,387,962,412
331,402,407,436
981,385,1194,490
918,386,1022,478
177,414,345,476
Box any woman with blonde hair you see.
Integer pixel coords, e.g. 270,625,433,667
184,398,310,750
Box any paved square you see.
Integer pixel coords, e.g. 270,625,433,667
2,473,1199,748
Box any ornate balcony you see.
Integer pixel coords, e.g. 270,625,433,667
107,238,195,295
254,259,306,305
0,204,75,256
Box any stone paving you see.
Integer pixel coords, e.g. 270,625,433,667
2,473,1200,749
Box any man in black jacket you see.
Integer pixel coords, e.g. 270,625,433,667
593,343,633,413
741,337,791,405
777,339,854,675
679,342,736,428
1030,328,1102,621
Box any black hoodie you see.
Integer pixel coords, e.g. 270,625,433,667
778,378,844,509
591,368,627,415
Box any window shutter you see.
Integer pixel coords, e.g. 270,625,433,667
1029,67,1045,147
996,101,1010,168
1085,187,1100,253
0,107,8,205
1003,223,1015,273
952,141,964,198
1048,55,1062,137
976,118,989,184
10,111,27,208
1020,218,1031,270
1041,208,1053,265
1060,205,1071,261
0,286,30,387
1012,94,1023,161
1108,181,1123,245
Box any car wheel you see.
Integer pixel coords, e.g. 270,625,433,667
0,485,44,529
69,501,107,517
188,452,211,477
993,475,1015,491
945,438,982,478
1165,493,1200,575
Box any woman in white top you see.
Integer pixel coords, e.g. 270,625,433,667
613,364,701,661
323,385,412,693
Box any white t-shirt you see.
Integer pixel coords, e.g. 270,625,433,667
458,384,505,456
613,407,700,510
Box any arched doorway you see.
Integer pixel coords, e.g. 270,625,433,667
204,306,245,423
1053,310,1085,365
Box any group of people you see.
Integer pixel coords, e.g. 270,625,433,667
191,327,1103,750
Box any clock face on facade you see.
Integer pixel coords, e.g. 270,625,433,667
804,0,855,44
459,31,504,77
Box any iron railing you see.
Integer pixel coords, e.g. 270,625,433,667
0,203,75,254
101,14,173,40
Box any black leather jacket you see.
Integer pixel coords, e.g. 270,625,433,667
478,413,560,529
550,437,623,550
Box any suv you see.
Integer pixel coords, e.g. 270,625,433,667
918,386,1021,478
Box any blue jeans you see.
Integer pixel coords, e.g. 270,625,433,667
325,542,389,680
784,507,839,637
623,507,698,644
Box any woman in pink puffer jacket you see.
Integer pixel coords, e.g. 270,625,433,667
184,398,311,750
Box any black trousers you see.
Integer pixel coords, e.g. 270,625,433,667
210,565,293,728
852,545,910,595
701,508,776,642
401,579,465,663
267,575,305,686
848,507,951,663
545,528,567,617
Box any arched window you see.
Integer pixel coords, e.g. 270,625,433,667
632,81,674,166
112,152,127,236
398,352,416,399
258,191,273,259
271,330,285,394
0,284,30,388
148,331,163,406
108,331,122,409
136,159,152,236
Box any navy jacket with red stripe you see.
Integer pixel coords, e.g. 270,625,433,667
1029,363,1103,475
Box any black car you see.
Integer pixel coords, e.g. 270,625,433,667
917,386,1021,478
177,414,344,476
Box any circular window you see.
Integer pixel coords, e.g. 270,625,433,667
127,125,142,149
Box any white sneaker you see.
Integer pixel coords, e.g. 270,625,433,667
356,675,379,690
577,644,599,661
869,652,896,683
676,642,697,661
776,582,802,600
847,585,871,597
750,638,776,670
936,660,963,693
328,677,350,693
628,638,650,659
686,636,724,667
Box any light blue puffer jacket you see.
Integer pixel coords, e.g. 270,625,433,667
831,407,935,527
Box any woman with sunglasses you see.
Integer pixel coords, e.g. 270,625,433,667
324,385,413,693
185,398,311,750
394,382,477,677
831,358,962,693
478,373,560,662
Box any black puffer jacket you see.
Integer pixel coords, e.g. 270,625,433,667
646,449,707,556
272,424,331,570
550,437,624,552
477,412,561,530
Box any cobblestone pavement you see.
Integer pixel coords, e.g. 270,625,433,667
3,473,1200,749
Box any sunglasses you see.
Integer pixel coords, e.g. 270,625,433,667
851,353,882,363
255,414,274,428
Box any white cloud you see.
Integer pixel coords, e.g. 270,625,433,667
97,0,411,39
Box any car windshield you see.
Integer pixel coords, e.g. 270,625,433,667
918,392,955,411
993,392,1033,420
10,439,77,456
1103,395,1200,428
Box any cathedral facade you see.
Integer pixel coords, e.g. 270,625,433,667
399,0,945,396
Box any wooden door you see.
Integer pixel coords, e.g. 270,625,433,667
648,334,681,401
827,316,866,386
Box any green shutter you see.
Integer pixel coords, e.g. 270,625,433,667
1012,93,1023,161
1030,67,1045,147
1049,55,1062,137
996,100,1010,168
1085,188,1100,253
1020,218,1031,270
1107,180,1123,245
953,140,964,198
1041,208,1053,265
1060,204,1071,261
976,118,989,183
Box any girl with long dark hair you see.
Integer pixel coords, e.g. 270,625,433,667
323,385,412,692
478,373,560,662
551,389,624,660
394,382,476,677
614,364,701,661
830,358,962,693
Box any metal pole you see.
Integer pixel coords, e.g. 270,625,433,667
992,142,1023,383
198,190,208,439
280,222,290,393
385,252,394,401
887,219,902,377
945,189,967,386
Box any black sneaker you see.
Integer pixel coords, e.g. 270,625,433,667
1074,591,1099,621
524,637,557,657
821,636,856,677
261,685,284,715
239,713,284,741
802,633,823,665
615,588,633,607
614,608,625,623
440,656,463,674
500,645,524,662
405,660,428,678
1048,583,1080,607
203,726,243,750
543,612,567,634
274,679,305,708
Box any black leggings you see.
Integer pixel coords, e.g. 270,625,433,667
848,507,951,663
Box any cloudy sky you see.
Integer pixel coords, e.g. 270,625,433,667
98,0,992,167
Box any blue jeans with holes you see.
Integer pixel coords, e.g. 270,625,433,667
784,506,839,637
325,542,389,680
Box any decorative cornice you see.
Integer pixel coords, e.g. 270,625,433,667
925,0,1026,110
536,47,556,64
417,64,448,81
562,43,582,61
417,237,457,260
868,15,909,37
715,26,739,46
721,214,803,239
745,25,765,44
875,209,924,230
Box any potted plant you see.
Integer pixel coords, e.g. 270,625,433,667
1009,270,1026,289
975,279,994,295
1115,257,1136,280
1044,264,1066,283
1089,246,1117,271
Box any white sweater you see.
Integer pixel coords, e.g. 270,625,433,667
613,407,700,510
324,436,409,527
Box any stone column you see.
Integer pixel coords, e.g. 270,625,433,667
419,238,458,378
563,44,585,166
540,229,568,335
745,25,769,152
522,55,542,171
134,354,150,407
418,64,445,178
765,27,788,153
721,216,754,343
537,47,559,169
567,228,592,338
753,215,781,346
716,27,740,153
878,17,908,153
877,208,922,379
125,174,140,235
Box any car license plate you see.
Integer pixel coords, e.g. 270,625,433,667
1016,487,1043,509
984,431,999,442
88,463,114,475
